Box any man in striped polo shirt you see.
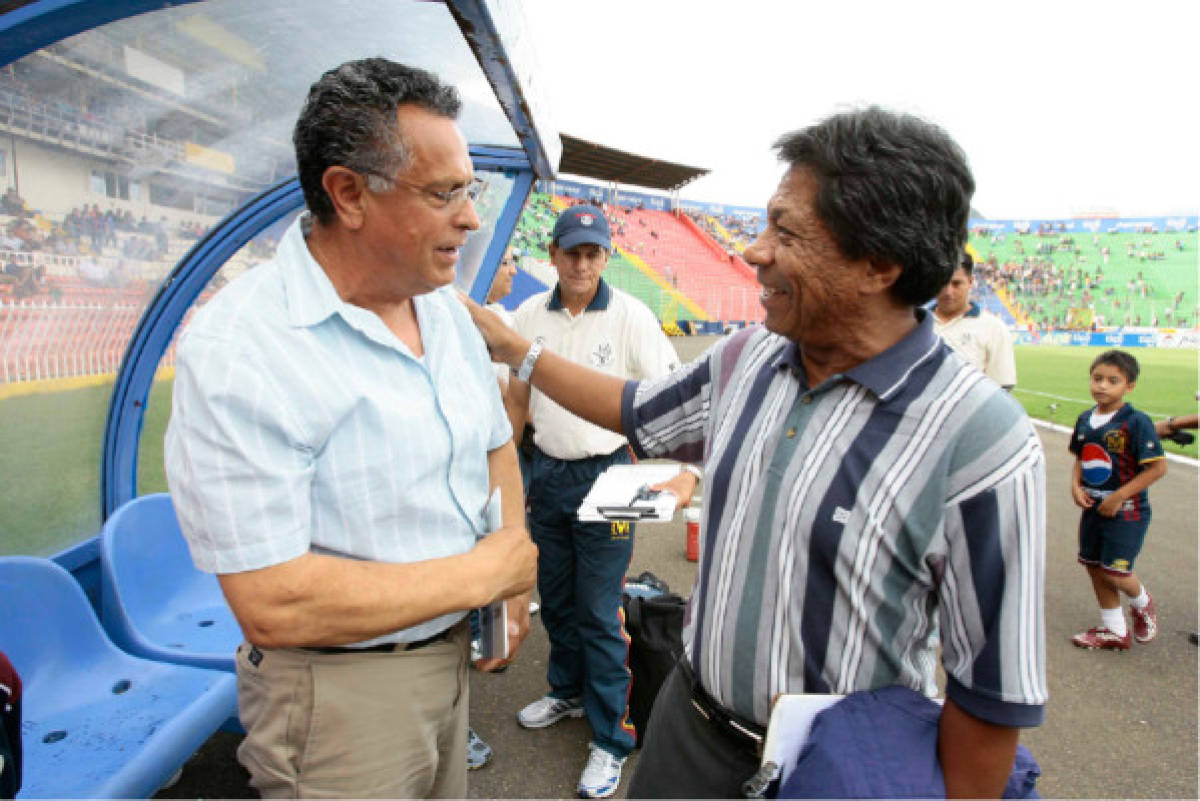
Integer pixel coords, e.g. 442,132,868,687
466,107,1046,798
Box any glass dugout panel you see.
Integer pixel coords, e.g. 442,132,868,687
1,0,521,555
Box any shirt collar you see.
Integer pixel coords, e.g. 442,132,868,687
280,214,346,329
773,308,941,401
547,277,611,312
928,299,982,322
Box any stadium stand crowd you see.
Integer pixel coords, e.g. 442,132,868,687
683,209,763,254
969,226,1195,331
3,158,1197,389
508,192,764,328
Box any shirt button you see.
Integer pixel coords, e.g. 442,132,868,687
786,427,796,438
801,396,813,405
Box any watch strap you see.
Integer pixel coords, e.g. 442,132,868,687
515,337,545,383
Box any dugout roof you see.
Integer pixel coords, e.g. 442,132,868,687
558,133,709,191
0,0,557,539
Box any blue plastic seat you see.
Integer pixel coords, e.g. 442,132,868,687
0,556,237,799
100,493,242,672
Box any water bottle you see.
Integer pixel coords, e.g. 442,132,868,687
684,507,700,562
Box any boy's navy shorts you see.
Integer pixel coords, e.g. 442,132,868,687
1077,509,1150,575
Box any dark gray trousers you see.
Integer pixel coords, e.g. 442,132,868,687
626,662,761,799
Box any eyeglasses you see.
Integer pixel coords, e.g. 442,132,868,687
364,171,486,209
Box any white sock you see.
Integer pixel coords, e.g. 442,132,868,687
1101,607,1127,636
1130,586,1150,609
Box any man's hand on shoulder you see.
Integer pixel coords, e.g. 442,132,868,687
458,291,529,367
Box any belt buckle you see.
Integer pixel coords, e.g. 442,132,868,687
691,687,763,755
728,717,764,755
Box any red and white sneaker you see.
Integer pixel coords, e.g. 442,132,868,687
1130,593,1158,643
1071,626,1131,650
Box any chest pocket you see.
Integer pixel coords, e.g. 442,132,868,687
587,337,617,371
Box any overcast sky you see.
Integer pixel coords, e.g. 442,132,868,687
520,0,1198,219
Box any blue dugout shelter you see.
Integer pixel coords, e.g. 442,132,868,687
0,0,560,589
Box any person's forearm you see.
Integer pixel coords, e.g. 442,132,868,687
938,698,1020,798
488,440,525,529
504,378,530,448
1109,459,1168,503
526,348,626,434
219,549,501,649
460,294,626,434
1164,413,1198,432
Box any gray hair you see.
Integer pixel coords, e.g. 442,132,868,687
293,58,461,223
774,107,975,306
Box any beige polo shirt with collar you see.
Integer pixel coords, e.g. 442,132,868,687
933,301,1017,388
513,278,679,460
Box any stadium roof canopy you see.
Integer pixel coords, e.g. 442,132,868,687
558,133,708,192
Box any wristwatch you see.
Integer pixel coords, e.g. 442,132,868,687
680,464,703,483
514,337,545,383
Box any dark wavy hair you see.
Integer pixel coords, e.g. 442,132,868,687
293,58,461,224
1091,349,1140,383
774,107,975,305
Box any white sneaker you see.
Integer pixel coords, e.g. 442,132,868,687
577,743,625,799
517,694,584,728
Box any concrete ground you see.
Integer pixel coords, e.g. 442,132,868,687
160,335,1198,799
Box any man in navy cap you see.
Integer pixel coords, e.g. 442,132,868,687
506,204,694,798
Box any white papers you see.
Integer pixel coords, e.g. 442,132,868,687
577,463,683,523
760,694,844,786
476,488,509,660
475,599,509,660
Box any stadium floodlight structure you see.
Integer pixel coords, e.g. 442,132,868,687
0,1,560,569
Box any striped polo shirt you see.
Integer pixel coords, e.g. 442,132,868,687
620,310,1047,728
165,216,511,646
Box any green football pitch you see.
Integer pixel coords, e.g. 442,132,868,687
1011,345,1197,458
1,344,1196,558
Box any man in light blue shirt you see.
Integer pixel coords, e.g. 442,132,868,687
164,58,537,799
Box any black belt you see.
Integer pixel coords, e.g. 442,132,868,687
680,659,765,754
304,627,449,655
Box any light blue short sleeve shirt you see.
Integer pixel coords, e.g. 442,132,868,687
165,216,511,643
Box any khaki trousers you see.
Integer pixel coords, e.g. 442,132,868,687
234,622,470,799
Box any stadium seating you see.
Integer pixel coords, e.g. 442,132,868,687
688,212,763,255
606,206,762,322
0,555,237,799
603,250,699,322
510,191,556,261
970,230,1195,330
100,493,243,673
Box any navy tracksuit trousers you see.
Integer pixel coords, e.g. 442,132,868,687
528,445,637,759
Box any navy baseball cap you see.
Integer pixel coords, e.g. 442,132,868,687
551,204,611,251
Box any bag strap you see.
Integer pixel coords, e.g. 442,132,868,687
625,595,643,633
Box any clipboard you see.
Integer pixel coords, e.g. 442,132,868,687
578,464,682,523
